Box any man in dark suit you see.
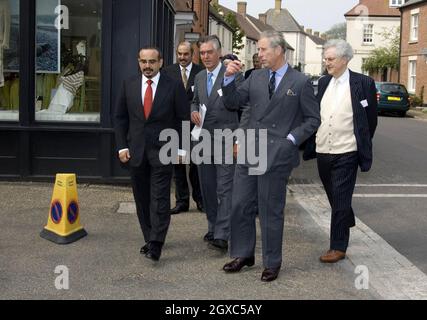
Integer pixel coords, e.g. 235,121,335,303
163,41,204,215
221,30,320,282
304,39,378,263
244,53,261,79
191,35,242,252
114,47,189,262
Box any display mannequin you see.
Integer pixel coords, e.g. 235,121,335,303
0,0,11,87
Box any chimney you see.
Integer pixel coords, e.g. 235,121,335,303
306,28,312,35
275,0,282,11
321,33,327,40
259,13,267,24
314,31,320,37
237,2,247,16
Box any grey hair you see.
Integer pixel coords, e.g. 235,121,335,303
259,30,286,53
199,35,222,51
324,39,354,61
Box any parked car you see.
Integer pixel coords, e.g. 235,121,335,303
375,82,410,117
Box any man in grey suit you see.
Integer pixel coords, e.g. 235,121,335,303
191,35,242,252
221,30,320,282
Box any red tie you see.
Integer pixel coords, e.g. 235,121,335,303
144,79,153,119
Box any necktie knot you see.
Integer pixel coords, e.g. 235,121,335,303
147,79,153,86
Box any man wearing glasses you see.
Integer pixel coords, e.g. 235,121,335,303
114,47,189,262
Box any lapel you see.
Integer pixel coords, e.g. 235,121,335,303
149,72,169,120
208,64,225,105
349,70,363,106
258,66,297,121
133,76,146,122
199,70,208,103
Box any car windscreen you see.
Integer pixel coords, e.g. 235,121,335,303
381,84,408,95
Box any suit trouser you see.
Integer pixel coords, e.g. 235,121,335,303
317,152,358,252
230,164,291,269
130,158,173,244
173,162,202,206
198,162,235,241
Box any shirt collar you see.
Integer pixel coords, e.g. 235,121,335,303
270,63,289,78
334,68,350,85
180,63,192,72
207,62,222,78
143,72,160,86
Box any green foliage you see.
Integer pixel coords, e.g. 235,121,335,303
211,4,245,55
410,94,423,107
324,23,346,40
362,27,400,74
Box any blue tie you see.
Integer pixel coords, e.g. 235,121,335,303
207,72,214,97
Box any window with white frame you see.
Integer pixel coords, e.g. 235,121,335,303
363,24,373,44
410,13,419,41
389,0,405,7
408,59,417,93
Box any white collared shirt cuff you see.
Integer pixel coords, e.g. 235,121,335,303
118,148,129,155
287,134,297,146
223,75,236,86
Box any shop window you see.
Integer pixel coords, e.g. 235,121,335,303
0,0,19,122
35,0,102,123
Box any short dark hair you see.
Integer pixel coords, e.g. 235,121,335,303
139,46,163,60
198,35,222,50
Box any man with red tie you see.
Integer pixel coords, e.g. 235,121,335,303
114,47,189,262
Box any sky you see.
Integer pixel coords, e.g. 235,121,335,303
218,0,359,33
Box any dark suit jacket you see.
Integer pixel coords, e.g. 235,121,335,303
114,72,190,167
303,70,378,172
162,63,204,102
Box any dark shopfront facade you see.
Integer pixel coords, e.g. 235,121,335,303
0,0,175,182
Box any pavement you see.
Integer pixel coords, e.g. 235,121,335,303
0,180,425,300
407,107,427,120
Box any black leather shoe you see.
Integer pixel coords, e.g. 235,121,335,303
140,244,149,255
203,232,214,242
145,251,160,261
144,242,162,261
210,239,228,251
196,201,204,212
170,205,189,215
261,267,280,282
223,257,255,273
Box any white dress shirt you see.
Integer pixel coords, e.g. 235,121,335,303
180,63,192,81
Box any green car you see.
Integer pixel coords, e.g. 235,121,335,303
375,82,410,117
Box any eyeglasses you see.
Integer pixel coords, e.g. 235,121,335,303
138,59,159,65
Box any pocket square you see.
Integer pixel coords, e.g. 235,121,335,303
287,89,297,96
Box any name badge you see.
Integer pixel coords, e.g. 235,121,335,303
191,86,195,92
217,89,223,97
360,99,368,108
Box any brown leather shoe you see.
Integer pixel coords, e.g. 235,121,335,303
223,257,255,273
261,267,280,282
319,250,346,263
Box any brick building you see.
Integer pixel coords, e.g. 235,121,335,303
345,0,405,82
399,0,427,104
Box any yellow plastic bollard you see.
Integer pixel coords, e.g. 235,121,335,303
40,174,87,244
